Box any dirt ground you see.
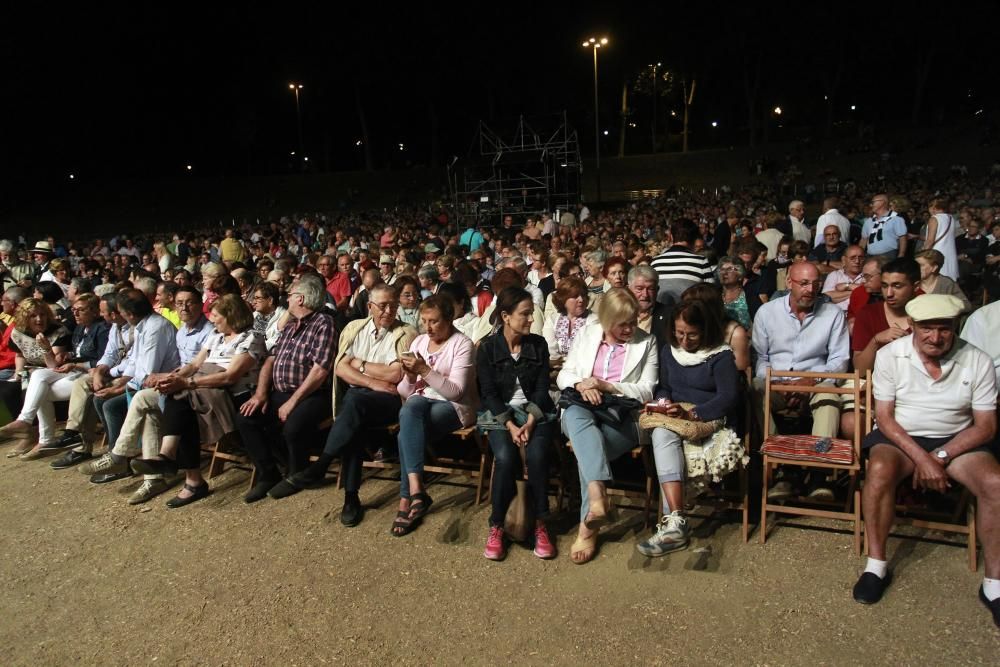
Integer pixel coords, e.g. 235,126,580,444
1,445,997,666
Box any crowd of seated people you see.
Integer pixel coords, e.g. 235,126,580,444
3,175,1000,625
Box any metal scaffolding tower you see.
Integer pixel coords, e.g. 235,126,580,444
450,113,582,229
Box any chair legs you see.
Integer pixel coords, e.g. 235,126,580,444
759,459,771,544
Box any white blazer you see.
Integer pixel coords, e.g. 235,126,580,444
556,323,658,403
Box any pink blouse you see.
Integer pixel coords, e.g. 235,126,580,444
591,341,626,383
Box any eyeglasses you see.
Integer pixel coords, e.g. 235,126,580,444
791,280,823,289
370,301,399,312
719,266,740,273
71,307,90,313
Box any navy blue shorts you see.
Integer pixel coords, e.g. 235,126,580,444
863,428,996,459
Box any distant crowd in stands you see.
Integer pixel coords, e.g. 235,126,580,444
2,171,1000,626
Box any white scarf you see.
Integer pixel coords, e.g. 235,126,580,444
670,344,731,367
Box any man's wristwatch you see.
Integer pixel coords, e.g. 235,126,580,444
934,448,950,465
359,360,367,376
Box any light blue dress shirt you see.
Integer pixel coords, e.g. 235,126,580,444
752,295,850,379
120,313,181,390
176,316,216,365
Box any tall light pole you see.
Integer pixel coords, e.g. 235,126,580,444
583,37,607,202
288,83,304,164
651,62,661,153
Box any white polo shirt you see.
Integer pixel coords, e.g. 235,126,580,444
346,320,400,366
873,336,998,438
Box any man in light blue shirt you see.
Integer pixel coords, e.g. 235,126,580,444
77,290,180,485
860,194,908,260
98,285,213,504
752,262,850,440
172,286,215,364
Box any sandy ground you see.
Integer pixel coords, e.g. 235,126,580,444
1,445,997,666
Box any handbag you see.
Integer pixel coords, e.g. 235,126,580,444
557,388,642,425
639,402,748,483
503,443,532,542
638,402,721,440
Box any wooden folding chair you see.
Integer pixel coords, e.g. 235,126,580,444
354,423,492,505
565,440,658,528
685,367,753,542
861,384,979,571
486,434,567,512
759,369,865,554
207,416,337,490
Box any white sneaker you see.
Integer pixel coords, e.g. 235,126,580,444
767,480,794,501
636,511,690,557
128,479,169,505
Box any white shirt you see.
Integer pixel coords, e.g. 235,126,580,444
961,302,1000,384
346,320,401,367
789,215,811,243
873,336,997,438
203,330,266,395
822,268,864,311
929,213,960,281
813,209,852,247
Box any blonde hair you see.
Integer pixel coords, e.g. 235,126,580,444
14,297,54,333
597,287,640,330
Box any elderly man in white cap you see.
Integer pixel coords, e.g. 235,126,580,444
854,294,1000,628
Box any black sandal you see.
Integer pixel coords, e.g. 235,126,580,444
408,492,433,522
391,510,414,537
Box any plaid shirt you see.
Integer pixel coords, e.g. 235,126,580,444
270,309,337,393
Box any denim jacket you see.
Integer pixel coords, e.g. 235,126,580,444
476,331,555,424
72,319,111,367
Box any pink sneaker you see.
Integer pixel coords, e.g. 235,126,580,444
533,523,556,559
484,525,506,561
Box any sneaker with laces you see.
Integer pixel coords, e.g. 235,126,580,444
78,453,126,476
636,512,690,557
483,525,507,561
767,480,795,501
532,523,556,559
128,479,170,505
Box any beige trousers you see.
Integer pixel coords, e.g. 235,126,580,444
753,377,841,439
112,388,164,481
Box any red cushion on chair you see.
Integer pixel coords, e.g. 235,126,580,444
761,434,854,465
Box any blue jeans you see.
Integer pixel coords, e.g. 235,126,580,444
487,421,555,525
397,395,461,498
94,390,132,453
561,404,639,522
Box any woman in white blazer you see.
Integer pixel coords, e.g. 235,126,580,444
556,288,658,565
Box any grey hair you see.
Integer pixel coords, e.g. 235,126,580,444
134,276,158,297
3,285,29,303
70,277,92,294
0,239,12,253
507,256,529,275
296,273,327,311
627,265,659,286
714,256,747,283
418,265,440,282
584,249,608,266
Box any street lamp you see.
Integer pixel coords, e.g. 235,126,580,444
583,37,608,202
650,62,662,152
288,83,304,164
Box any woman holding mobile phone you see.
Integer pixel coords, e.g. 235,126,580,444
393,294,477,536
637,300,740,557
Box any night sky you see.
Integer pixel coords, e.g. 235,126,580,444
4,3,999,203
